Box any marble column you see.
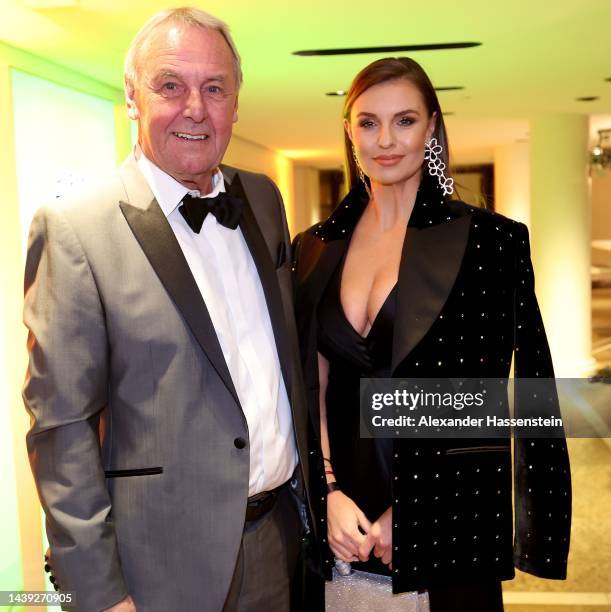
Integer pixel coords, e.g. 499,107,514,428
494,141,530,225
529,114,594,376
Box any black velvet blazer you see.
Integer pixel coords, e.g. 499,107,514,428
292,177,571,594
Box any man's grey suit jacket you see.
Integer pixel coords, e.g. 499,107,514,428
22,155,313,612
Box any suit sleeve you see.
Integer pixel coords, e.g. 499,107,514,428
512,222,571,579
23,206,128,611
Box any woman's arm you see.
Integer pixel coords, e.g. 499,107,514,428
318,352,372,562
512,222,571,579
318,353,333,484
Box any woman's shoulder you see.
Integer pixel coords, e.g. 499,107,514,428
291,224,326,278
291,223,321,254
448,199,527,236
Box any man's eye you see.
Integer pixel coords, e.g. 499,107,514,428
206,85,222,94
163,82,179,92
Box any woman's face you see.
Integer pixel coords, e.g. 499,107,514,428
346,79,436,188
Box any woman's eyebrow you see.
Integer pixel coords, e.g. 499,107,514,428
356,108,420,118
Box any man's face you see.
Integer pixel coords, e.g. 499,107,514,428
126,23,238,191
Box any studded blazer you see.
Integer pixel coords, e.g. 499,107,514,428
292,178,572,594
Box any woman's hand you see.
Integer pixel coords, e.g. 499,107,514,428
359,506,393,567
326,490,372,562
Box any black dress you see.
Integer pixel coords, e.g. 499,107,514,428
316,242,506,609
317,253,396,576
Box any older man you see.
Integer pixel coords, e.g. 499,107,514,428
23,7,315,612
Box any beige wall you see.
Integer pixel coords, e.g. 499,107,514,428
225,137,321,238
292,165,321,235
225,134,282,182
225,135,300,234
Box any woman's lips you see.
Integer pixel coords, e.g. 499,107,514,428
373,155,404,166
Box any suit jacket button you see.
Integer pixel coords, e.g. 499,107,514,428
234,437,247,449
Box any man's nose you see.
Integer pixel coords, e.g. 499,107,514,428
183,88,207,122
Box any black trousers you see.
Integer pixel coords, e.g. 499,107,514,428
223,486,302,612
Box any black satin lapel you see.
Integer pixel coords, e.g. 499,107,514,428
227,175,294,395
392,215,471,373
294,237,347,440
119,199,241,406
298,238,347,319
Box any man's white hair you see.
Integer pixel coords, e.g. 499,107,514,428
124,6,243,88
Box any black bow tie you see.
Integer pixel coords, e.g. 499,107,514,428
178,192,244,232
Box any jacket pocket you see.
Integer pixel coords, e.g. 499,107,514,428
104,467,163,478
446,445,510,456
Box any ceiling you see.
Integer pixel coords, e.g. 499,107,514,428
2,0,610,167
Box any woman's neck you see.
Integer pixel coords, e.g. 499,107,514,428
367,172,421,231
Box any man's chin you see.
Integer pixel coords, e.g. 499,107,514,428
170,165,219,191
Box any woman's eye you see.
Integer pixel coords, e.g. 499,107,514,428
398,116,414,126
359,120,375,128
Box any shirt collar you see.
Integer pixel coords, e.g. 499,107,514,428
135,144,226,218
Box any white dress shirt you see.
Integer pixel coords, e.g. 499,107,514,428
136,148,298,496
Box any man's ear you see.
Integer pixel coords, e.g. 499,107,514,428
233,96,239,124
125,78,139,121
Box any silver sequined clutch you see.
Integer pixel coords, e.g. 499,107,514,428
325,561,430,612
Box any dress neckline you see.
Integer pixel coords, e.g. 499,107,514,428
337,252,397,341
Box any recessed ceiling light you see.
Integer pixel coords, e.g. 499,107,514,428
294,42,481,56
605,77,611,82
327,86,463,96
443,112,455,116
576,96,599,102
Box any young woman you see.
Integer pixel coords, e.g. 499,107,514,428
293,58,571,611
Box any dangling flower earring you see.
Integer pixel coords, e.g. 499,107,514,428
352,144,372,198
424,138,454,196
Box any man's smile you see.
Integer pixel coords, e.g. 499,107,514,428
174,132,209,141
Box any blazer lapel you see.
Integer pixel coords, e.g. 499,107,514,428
392,215,471,373
294,235,347,435
118,160,241,407
297,237,347,317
